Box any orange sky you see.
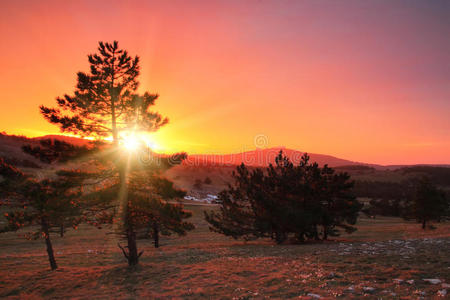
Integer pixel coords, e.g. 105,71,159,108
0,0,449,165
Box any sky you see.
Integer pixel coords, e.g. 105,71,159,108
0,0,449,165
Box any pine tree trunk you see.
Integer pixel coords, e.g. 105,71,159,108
116,164,134,262
118,168,128,222
313,225,320,240
422,219,426,229
60,224,64,237
42,218,58,270
126,228,139,266
113,114,139,265
153,222,159,248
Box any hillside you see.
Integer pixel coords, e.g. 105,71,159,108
0,133,93,170
1,134,371,168
0,132,43,168
33,134,92,146
1,205,449,299
186,147,374,168
2,132,450,196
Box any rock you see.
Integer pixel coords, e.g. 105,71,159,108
326,272,335,279
393,278,404,284
346,285,355,293
416,291,426,296
423,279,442,284
406,279,414,285
437,289,447,297
307,293,321,298
363,287,376,293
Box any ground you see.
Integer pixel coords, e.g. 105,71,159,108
0,205,449,299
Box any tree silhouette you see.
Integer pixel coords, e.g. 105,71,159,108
124,175,194,250
0,138,117,270
404,177,448,229
40,41,167,141
0,158,83,270
144,176,195,248
205,151,362,243
39,41,190,265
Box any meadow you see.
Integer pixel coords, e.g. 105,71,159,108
1,204,449,299
1,1,449,299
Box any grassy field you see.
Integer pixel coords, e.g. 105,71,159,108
0,205,449,299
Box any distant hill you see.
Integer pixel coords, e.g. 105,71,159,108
0,133,92,169
0,132,42,168
33,135,92,146
185,147,375,168
1,133,449,170
2,132,450,196
395,166,450,186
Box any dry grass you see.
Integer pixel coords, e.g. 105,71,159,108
0,205,449,299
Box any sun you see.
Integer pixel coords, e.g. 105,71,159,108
119,132,162,152
121,133,141,152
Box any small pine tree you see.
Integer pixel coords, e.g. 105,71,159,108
115,173,194,256
404,177,448,229
146,176,194,247
0,158,83,270
204,176,212,185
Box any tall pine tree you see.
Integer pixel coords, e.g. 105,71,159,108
39,41,191,265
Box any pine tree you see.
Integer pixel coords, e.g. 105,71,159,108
40,41,167,141
205,151,362,243
319,166,361,239
39,41,191,265
144,176,195,248
114,170,194,257
404,177,448,229
0,138,115,270
0,158,83,270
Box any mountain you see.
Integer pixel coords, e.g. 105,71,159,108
185,147,375,168
1,133,448,169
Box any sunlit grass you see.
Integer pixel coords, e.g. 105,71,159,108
0,205,449,298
